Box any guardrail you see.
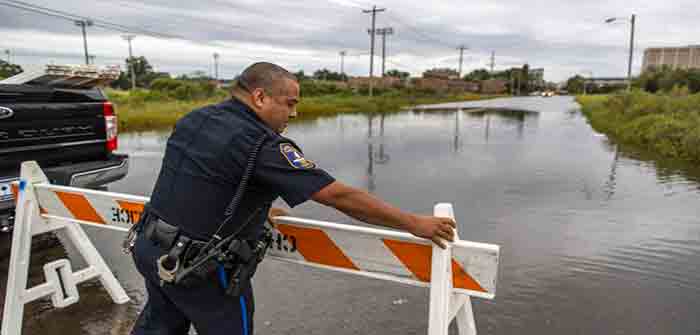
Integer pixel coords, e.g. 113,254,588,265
2,161,500,335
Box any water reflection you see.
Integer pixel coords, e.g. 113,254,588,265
366,113,390,192
603,145,620,200
359,108,539,194
462,108,535,141
11,97,700,335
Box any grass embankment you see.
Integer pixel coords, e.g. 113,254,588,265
577,92,700,162
109,89,493,132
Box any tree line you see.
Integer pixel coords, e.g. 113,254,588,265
566,66,700,95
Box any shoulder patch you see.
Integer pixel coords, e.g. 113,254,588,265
280,143,316,169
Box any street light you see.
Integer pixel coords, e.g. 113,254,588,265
605,14,636,91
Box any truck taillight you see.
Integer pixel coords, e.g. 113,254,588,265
103,102,118,152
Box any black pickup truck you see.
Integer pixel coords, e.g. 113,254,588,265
0,84,129,233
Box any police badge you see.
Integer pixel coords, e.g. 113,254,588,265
280,143,316,169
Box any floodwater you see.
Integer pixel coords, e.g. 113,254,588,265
2,96,700,334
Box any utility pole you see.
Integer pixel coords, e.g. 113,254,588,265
74,20,93,65
627,14,636,92
363,5,385,97
213,52,220,81
582,70,593,95
512,68,521,96
510,70,515,95
339,50,347,77
605,14,636,92
375,27,393,77
489,51,495,73
457,45,468,78
121,34,136,90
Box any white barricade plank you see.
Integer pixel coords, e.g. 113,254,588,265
34,183,147,232
3,161,501,335
267,216,499,299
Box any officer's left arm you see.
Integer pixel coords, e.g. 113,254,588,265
254,139,454,248
311,181,455,248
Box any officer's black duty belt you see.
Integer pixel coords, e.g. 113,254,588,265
138,206,272,295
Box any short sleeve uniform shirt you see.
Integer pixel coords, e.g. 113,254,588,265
148,98,335,241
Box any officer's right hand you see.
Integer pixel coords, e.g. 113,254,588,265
406,215,456,249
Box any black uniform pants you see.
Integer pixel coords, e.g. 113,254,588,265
130,232,255,335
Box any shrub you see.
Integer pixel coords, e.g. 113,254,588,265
578,92,700,162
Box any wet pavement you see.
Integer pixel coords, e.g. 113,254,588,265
2,95,700,334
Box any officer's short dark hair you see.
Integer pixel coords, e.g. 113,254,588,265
236,62,297,96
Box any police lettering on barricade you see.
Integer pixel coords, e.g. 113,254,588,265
2,160,500,335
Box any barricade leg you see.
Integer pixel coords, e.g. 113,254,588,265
1,179,37,335
429,203,478,335
61,223,130,304
450,294,476,335
428,203,457,335
1,161,129,335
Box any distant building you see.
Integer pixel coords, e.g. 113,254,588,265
423,68,460,80
347,76,402,90
583,77,629,90
528,68,545,89
481,80,508,94
448,80,480,93
410,78,479,93
642,45,700,71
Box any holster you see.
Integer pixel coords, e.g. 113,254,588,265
140,207,273,292
143,216,181,250
223,229,273,297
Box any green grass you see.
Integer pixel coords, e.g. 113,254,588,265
109,89,496,132
576,92,700,162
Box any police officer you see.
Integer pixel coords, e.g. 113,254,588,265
130,62,456,335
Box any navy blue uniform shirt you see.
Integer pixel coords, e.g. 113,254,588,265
148,98,335,241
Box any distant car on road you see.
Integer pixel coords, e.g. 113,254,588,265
541,91,555,97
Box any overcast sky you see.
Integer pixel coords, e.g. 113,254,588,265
1,0,698,82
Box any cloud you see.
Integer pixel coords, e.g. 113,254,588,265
1,0,698,81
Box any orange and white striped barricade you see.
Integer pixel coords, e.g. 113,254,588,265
3,161,500,335
2,161,137,335
269,204,499,335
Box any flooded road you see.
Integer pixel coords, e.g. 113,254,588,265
3,96,700,334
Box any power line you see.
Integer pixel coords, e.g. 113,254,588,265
0,0,315,65
385,59,422,74
0,0,181,39
94,0,246,35
0,1,75,21
384,12,455,49
95,0,354,61
8,0,181,38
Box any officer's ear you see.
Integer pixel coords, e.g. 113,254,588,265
251,88,266,108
